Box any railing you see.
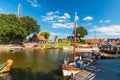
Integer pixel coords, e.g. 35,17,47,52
99,47,120,53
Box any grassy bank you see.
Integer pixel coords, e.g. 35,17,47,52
42,42,85,49
58,42,72,48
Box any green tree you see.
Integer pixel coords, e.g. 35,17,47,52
0,14,40,43
73,26,88,41
54,35,58,42
118,38,120,43
21,16,40,36
40,31,50,39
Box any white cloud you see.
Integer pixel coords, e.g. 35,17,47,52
90,25,120,36
0,8,5,13
83,16,93,21
63,33,71,36
104,20,111,23
27,0,39,7
58,20,64,22
47,12,54,16
42,16,54,21
99,19,111,23
42,11,60,21
50,32,61,36
99,20,103,23
50,32,71,38
64,13,70,19
47,11,59,16
52,22,73,28
75,15,79,21
84,23,92,26
41,11,74,28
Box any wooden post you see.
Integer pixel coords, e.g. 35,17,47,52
71,73,75,80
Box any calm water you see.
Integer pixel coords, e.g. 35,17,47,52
0,49,72,80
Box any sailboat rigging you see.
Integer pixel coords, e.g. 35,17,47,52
73,12,77,60
62,12,97,77
62,12,81,77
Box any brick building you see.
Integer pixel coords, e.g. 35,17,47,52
85,38,105,44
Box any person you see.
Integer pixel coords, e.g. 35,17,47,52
83,63,87,69
64,59,67,67
80,60,83,70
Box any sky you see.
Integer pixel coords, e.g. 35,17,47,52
0,0,120,40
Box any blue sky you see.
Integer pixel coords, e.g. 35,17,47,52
0,0,120,40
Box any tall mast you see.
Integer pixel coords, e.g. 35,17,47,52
94,29,96,44
18,3,21,18
73,12,77,60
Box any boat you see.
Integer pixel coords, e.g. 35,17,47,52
63,45,99,52
0,59,13,73
62,12,81,77
62,13,97,77
62,64,81,76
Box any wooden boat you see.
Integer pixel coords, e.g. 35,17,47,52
62,13,97,77
62,12,81,77
62,64,80,76
0,59,13,73
63,46,99,52
62,56,92,76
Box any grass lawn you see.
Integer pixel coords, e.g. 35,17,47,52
58,42,72,48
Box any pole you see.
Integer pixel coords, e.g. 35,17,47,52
73,12,77,60
94,29,96,45
18,3,21,18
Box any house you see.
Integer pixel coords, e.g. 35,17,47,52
58,36,74,43
107,38,118,45
30,34,46,43
58,38,68,42
85,38,105,44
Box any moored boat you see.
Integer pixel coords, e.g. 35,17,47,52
62,64,80,76
61,12,97,77
62,12,81,77
0,59,13,73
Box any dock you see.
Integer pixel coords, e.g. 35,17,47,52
99,47,120,53
74,59,120,80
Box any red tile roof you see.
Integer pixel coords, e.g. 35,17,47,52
36,35,46,41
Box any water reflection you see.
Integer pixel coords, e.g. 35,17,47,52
0,73,11,80
9,66,63,80
0,49,70,80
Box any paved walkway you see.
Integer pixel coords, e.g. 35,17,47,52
75,59,120,80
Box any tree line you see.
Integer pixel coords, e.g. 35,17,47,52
0,14,40,43
0,14,88,43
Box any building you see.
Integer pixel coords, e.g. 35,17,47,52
107,38,118,45
30,34,46,44
58,38,68,42
85,38,105,44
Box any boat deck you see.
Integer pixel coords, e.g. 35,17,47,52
74,59,120,80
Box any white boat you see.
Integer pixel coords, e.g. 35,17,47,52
62,64,81,76
63,46,99,52
62,12,81,77
62,13,97,77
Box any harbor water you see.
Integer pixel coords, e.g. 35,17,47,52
0,49,72,80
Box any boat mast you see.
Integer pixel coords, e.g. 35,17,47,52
73,12,77,60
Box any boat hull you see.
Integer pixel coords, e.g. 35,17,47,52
63,46,99,52
62,64,80,77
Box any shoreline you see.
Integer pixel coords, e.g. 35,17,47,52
0,44,120,59
0,43,42,52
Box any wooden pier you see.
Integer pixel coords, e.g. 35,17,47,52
74,59,120,80
99,47,120,53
